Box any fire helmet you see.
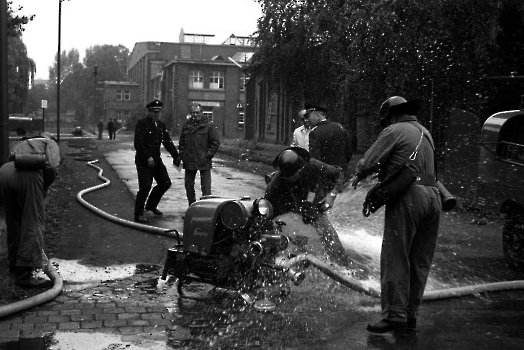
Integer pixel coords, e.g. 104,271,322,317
379,96,421,127
273,147,310,179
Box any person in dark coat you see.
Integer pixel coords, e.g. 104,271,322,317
305,103,352,180
133,99,180,223
107,118,115,140
265,147,364,272
352,96,441,334
0,132,60,288
178,103,220,206
97,118,104,140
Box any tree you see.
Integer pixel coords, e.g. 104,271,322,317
6,1,35,114
44,44,130,122
253,0,524,149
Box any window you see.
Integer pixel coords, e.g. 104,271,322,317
238,112,244,128
202,109,213,122
116,90,122,100
209,71,224,90
189,70,204,89
239,73,248,91
124,90,130,101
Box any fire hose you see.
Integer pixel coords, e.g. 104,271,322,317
66,147,524,301
0,143,181,319
3,144,523,319
0,263,63,318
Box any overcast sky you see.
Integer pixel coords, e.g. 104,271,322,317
12,0,263,79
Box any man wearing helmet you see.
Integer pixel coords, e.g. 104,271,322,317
352,96,441,334
265,147,354,269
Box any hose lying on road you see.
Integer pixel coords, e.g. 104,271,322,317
423,279,524,300
0,263,63,318
79,156,524,301
77,159,182,240
70,143,524,302
67,141,181,238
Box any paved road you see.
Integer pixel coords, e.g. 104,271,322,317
1,135,523,349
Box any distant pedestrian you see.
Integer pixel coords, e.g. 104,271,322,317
179,103,220,206
107,118,115,140
0,132,60,288
97,118,104,140
115,118,123,138
133,99,180,223
290,109,311,151
352,96,441,334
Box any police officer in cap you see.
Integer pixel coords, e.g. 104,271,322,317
133,99,180,223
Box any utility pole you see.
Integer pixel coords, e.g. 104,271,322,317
0,0,9,164
93,65,98,123
57,0,62,142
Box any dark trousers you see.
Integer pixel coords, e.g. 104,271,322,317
134,162,172,216
0,162,47,269
184,169,211,205
381,185,441,322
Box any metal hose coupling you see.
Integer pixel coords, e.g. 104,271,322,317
274,254,309,286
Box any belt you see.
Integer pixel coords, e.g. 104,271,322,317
413,173,437,187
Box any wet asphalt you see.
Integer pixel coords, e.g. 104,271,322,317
0,133,523,349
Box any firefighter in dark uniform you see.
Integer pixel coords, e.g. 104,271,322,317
265,147,367,275
352,96,441,334
133,99,180,223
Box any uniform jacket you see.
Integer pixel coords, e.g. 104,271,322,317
179,116,220,170
308,120,352,169
355,116,435,182
265,159,344,217
134,116,179,165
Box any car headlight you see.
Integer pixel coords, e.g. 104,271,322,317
220,201,249,229
253,198,273,219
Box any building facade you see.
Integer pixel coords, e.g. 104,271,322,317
101,81,140,123
127,29,256,138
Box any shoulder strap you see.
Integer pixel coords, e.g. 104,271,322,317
409,129,425,160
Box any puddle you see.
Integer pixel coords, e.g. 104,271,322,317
0,331,169,350
50,259,138,291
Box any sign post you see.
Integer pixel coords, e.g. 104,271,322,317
41,99,47,132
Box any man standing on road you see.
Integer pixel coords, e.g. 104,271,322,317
108,118,115,140
0,132,60,288
305,103,352,180
179,103,220,206
290,109,311,150
97,118,104,140
133,99,180,224
352,96,441,334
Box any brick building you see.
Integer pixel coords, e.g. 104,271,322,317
101,81,140,123
127,29,256,138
